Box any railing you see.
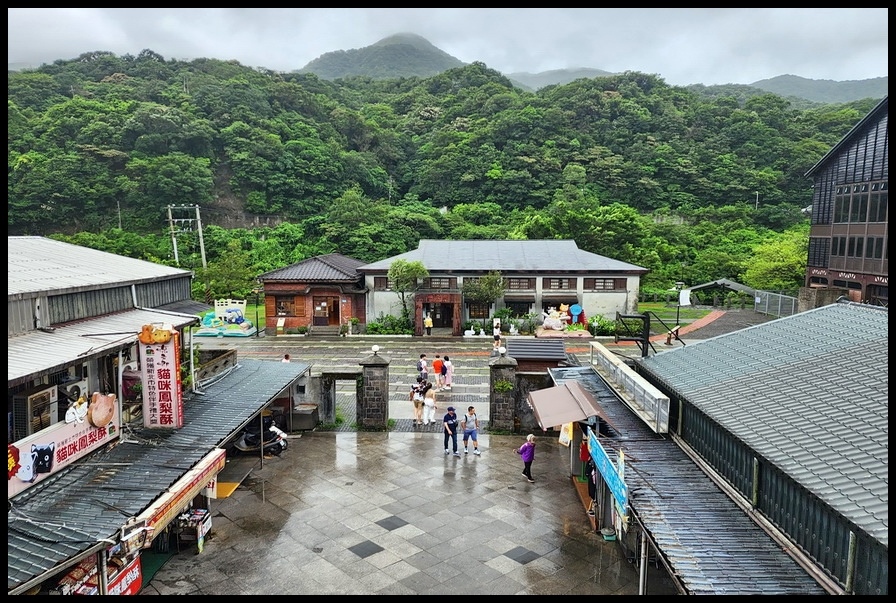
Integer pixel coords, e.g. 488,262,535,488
753,291,799,318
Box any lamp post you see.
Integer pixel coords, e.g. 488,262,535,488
252,288,261,338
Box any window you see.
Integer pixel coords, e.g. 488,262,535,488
425,277,454,290
543,277,575,290
505,302,531,317
468,303,490,319
506,278,534,290
275,297,295,316
374,277,392,291
869,182,888,222
847,236,863,258
831,237,847,256
866,237,885,259
584,278,626,290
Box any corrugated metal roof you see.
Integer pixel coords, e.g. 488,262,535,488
550,366,826,595
260,253,366,282
805,95,888,177
8,236,191,297
506,338,567,361
359,240,648,273
8,359,310,593
7,308,198,384
635,302,888,548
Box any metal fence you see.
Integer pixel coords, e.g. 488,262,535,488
753,291,799,318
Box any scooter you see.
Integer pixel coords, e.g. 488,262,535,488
233,411,288,456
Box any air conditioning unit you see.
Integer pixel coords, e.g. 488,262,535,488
62,379,90,403
12,385,59,441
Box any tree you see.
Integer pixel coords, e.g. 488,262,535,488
194,239,257,301
462,271,505,328
387,259,429,326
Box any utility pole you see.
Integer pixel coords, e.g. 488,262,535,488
755,191,759,210
167,205,180,266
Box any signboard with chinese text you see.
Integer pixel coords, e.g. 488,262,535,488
139,325,184,429
8,394,120,498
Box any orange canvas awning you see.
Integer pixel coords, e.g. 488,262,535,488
527,381,612,430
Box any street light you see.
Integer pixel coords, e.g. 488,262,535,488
252,288,261,338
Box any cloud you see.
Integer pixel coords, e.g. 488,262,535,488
8,8,888,86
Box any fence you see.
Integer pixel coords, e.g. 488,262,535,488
753,291,799,318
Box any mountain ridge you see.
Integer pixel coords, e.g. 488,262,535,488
296,33,887,103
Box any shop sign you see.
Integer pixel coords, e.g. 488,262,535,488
139,324,184,429
138,448,226,531
8,394,120,498
588,429,627,510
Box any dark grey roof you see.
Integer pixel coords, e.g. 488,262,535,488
359,240,647,273
505,338,567,361
805,95,888,177
155,299,212,315
260,253,365,282
635,302,888,548
550,366,826,595
8,359,310,594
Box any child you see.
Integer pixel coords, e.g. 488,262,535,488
516,434,536,483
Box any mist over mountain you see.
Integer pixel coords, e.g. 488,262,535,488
298,33,887,104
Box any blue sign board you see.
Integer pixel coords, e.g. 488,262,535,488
588,428,627,510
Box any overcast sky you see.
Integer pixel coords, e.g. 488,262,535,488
8,8,888,86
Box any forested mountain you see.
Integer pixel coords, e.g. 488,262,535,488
293,33,886,104
7,49,882,298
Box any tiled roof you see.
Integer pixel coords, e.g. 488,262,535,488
359,239,647,273
260,253,365,282
549,366,827,595
8,236,190,296
8,359,310,593
635,301,888,547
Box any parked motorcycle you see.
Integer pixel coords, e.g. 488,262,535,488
233,410,288,456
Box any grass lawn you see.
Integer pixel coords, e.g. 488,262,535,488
636,301,711,323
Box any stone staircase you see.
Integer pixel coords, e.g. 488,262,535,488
309,325,341,337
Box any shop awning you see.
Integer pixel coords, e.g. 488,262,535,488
527,381,613,430
503,294,536,302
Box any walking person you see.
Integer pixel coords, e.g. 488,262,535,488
424,313,433,336
281,354,291,363
416,353,428,382
409,376,425,426
461,406,480,455
443,406,461,456
516,434,536,482
441,355,453,390
422,381,437,427
493,320,502,351
432,355,444,390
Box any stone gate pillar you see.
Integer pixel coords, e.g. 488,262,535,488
488,347,518,432
358,345,390,430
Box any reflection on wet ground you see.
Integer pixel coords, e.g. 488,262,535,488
141,431,678,595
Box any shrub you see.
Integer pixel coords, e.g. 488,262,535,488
366,313,413,335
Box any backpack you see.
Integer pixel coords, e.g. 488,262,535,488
416,359,424,372
440,363,447,376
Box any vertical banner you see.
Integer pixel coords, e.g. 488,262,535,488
679,288,692,307
139,324,184,429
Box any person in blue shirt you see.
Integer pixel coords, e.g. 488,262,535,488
442,407,460,456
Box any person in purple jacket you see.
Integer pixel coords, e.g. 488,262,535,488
516,434,536,482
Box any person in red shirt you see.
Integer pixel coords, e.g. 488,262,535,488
432,355,444,389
